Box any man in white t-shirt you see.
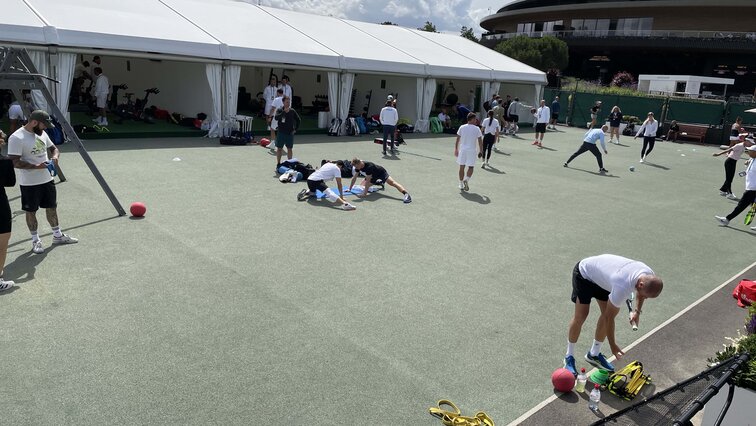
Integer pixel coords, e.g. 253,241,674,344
437,108,451,129
92,67,109,126
268,88,285,152
7,100,26,134
564,254,663,375
533,99,550,147
7,110,79,255
455,112,483,191
296,160,356,211
380,100,399,155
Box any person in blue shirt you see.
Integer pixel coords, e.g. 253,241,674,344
549,96,560,130
564,125,609,173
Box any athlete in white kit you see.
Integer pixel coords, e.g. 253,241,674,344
455,112,483,191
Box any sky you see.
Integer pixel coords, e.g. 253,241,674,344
253,0,518,35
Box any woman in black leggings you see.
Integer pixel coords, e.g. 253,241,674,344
634,112,659,163
479,109,500,168
713,137,751,199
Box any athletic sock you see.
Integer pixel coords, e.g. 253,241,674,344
566,341,575,357
52,227,63,238
31,231,40,243
463,176,470,182
590,339,603,356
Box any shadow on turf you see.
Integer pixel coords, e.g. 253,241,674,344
351,192,404,203
565,167,620,178
6,215,122,249
4,245,58,284
537,146,558,152
642,162,670,171
493,149,511,156
460,191,490,204
482,165,506,174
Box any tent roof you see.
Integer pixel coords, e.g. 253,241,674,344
0,0,545,83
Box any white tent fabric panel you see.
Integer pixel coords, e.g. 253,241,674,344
327,72,339,123
347,22,494,80
264,9,426,75
414,78,427,133
0,0,48,44
224,65,241,118
24,0,224,58
205,64,222,137
162,0,339,68
54,52,76,118
338,74,355,132
28,50,50,112
420,31,547,84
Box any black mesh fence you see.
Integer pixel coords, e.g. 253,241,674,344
590,354,749,426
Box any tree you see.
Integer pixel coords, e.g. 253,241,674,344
460,26,479,42
418,21,438,33
380,21,398,26
495,35,568,72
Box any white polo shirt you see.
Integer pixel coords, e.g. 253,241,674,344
745,155,756,191
579,254,654,308
457,123,482,151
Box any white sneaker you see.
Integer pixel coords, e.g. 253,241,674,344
458,181,464,190
0,278,13,291
32,240,44,254
751,226,756,231
463,180,469,191
639,158,645,163
719,191,727,196
726,193,738,200
52,234,78,245
715,216,730,226
100,119,108,126
92,117,101,124
342,203,356,211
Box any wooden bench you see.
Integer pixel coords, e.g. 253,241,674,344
675,123,708,143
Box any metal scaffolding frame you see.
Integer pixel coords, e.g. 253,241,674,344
0,47,125,216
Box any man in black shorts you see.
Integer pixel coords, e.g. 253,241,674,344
564,254,663,376
348,158,411,203
7,110,78,254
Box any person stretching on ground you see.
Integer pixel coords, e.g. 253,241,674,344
297,160,356,211
348,158,411,204
564,254,663,375
564,125,609,173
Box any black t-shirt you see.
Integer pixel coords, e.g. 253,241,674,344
591,106,600,114
356,162,386,178
670,124,680,132
609,111,623,127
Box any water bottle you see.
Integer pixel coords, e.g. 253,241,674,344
575,368,587,393
589,384,601,412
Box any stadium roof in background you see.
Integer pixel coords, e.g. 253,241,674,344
0,0,545,84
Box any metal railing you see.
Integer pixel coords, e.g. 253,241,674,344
482,29,756,41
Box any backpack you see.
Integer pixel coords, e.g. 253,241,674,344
340,160,353,178
429,117,442,134
328,118,342,136
733,279,756,307
293,163,315,179
345,118,356,136
45,118,65,145
355,116,367,134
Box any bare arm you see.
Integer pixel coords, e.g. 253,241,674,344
454,135,460,153
48,145,59,162
8,155,45,169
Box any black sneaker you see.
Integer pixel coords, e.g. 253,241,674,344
297,189,310,201
403,193,412,204
599,168,609,173
563,163,569,168
382,150,387,155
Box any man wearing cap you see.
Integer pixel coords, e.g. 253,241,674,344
715,142,756,230
7,110,78,254
564,254,663,375
380,99,399,155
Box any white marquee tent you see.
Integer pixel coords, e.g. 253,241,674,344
0,0,546,134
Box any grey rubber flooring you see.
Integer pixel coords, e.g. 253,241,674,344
0,127,753,425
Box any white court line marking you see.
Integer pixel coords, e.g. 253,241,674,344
506,259,756,426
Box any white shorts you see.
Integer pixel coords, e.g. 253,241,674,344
96,96,107,109
264,104,274,116
8,104,24,120
270,118,279,131
457,149,477,167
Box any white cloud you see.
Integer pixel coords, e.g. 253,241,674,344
253,0,506,35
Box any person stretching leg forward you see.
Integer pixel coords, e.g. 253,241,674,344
564,125,609,173
348,158,411,203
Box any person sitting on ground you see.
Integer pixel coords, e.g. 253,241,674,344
666,120,680,142
438,107,452,129
348,158,411,203
297,160,357,211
